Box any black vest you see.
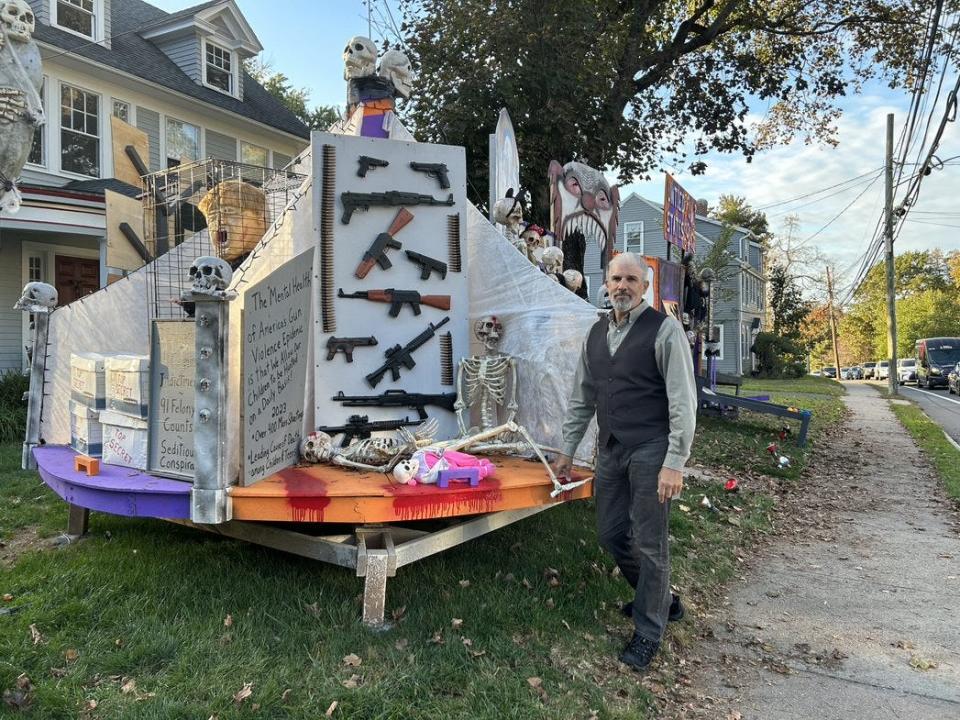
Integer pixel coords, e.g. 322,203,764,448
587,307,670,448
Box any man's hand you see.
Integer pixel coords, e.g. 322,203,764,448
658,467,683,503
553,454,573,480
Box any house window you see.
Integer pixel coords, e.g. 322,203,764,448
27,78,46,166
623,221,644,253
56,0,96,38
165,118,200,167
205,41,234,94
112,100,130,122
240,142,268,167
60,83,100,177
28,256,42,282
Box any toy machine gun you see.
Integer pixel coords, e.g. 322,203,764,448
316,414,422,447
337,288,451,317
340,190,455,224
365,317,451,387
332,389,458,420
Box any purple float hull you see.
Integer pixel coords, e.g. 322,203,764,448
34,445,191,519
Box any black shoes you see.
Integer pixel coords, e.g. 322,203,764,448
620,593,685,623
619,632,660,671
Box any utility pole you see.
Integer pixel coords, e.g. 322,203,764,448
826,266,842,381
885,113,898,396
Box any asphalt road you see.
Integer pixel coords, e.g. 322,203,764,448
880,380,960,445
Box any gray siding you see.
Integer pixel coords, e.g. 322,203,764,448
102,0,111,49
27,0,49,26
273,151,292,169
156,35,201,83
748,243,761,271
136,107,161,171
0,241,23,372
205,129,237,161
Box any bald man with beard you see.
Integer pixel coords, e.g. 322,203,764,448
555,252,697,671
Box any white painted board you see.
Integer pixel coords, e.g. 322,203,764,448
148,321,196,480
242,248,314,485
310,132,468,442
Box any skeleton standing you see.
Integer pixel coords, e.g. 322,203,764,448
455,315,517,437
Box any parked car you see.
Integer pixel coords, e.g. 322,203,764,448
948,362,960,394
876,360,890,380
848,366,864,380
863,361,877,379
840,367,851,380
821,366,837,378
897,358,917,385
916,337,960,389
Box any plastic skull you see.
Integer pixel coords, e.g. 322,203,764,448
188,256,233,293
542,246,564,275
392,457,420,485
562,269,583,292
520,223,545,255
14,281,57,310
473,315,503,351
378,48,415,98
301,430,333,464
343,36,377,80
1,0,35,43
493,194,523,231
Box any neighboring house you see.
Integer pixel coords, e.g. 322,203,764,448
584,193,767,376
0,0,310,372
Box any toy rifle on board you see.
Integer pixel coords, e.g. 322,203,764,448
365,316,451,387
337,288,451,317
354,208,413,279
316,414,422,447
340,190,455,224
332,389,458,420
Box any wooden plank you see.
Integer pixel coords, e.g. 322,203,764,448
111,116,149,187
105,190,148,273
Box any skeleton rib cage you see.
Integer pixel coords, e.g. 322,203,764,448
141,159,305,320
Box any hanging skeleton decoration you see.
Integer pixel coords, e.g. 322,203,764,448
0,0,43,213
300,419,438,473
548,160,619,299
492,188,526,256
454,315,518,437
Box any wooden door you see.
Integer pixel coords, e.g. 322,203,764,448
55,255,100,305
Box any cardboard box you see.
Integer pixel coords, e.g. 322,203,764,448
100,409,149,470
106,355,150,419
69,401,102,457
70,352,113,409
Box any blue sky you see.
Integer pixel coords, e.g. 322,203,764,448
152,0,960,297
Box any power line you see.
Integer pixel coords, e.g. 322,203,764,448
756,167,883,210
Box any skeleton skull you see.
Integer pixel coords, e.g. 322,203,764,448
188,256,233,293
14,281,57,311
542,246,564,275
378,48,415,98
392,457,420,485
473,315,503,352
343,36,377,80
520,223,545,256
1,0,34,43
562,269,583,292
301,430,333,464
493,195,523,230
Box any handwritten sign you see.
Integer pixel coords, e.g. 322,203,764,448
148,321,196,479
242,249,313,485
663,173,697,253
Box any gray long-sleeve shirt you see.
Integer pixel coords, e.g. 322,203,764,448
561,301,698,471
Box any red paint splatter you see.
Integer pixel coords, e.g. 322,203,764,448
387,479,504,521
278,468,331,523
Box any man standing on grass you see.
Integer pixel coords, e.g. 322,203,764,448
554,252,697,671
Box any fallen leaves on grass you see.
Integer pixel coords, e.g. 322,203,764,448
341,674,361,689
120,677,156,701
223,614,233,628
325,700,339,716
342,654,362,667
459,579,471,588
64,648,79,663
280,688,292,702
526,676,548,702
391,606,406,622
909,654,938,671
428,630,444,645
451,618,463,630
29,624,44,645
233,682,253,704
2,674,33,710
2,593,12,602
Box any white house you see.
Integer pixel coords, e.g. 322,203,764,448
583,193,767,376
0,0,310,371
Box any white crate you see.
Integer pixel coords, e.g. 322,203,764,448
70,352,114,410
105,355,150,419
100,409,149,470
69,401,102,457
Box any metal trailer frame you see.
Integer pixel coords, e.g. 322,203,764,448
169,505,552,625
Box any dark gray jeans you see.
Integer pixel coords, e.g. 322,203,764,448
595,435,671,642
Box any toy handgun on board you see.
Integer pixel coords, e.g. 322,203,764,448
409,162,450,189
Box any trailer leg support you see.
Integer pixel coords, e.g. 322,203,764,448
356,528,397,627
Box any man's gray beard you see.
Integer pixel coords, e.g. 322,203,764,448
611,296,633,313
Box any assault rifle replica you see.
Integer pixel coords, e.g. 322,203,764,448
316,414,421,447
326,335,378,362
338,288,451,317
409,162,450,189
366,316,451,387
355,208,413,279
340,190,455,224
404,250,448,280
332,389,458,420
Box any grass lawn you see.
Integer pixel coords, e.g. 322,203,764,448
0,378,845,718
889,400,960,504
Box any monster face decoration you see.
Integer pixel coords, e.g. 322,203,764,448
548,160,620,268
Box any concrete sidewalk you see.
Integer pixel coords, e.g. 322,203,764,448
679,383,960,719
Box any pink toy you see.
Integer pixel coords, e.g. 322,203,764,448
408,448,496,486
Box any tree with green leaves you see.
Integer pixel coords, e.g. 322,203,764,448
710,195,772,246
768,261,806,339
398,0,946,212
245,58,340,131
